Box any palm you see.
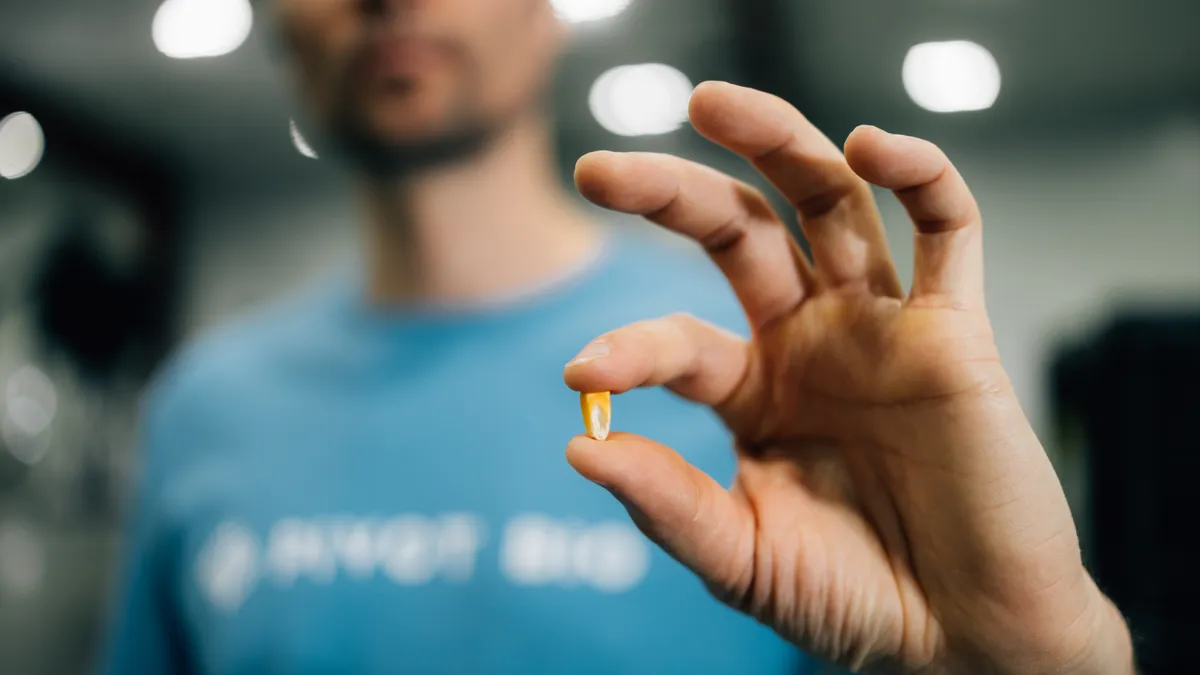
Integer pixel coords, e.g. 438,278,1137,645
728,445,922,667
565,82,1125,674
722,293,1002,668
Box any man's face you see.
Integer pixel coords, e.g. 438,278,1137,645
275,0,564,173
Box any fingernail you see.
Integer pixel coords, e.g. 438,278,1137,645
566,339,610,366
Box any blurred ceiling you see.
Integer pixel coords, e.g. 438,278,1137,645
0,0,1197,185
788,0,1200,141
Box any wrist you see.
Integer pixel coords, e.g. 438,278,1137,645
1071,588,1135,675
950,576,1135,675
1026,578,1134,675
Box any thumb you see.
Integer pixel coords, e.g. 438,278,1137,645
566,432,752,590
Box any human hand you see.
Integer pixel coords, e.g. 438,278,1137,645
563,82,1134,674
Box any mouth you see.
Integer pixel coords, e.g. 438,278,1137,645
361,35,454,82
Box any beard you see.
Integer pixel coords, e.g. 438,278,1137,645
316,37,506,180
325,78,509,178
330,112,500,179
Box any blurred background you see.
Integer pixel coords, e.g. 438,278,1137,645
0,0,1197,673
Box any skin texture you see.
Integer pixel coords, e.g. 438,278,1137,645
275,0,563,173
564,82,1135,674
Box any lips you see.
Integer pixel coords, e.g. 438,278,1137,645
364,36,450,79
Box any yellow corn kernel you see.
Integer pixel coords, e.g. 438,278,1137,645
580,391,611,441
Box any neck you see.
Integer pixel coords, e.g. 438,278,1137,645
358,111,598,307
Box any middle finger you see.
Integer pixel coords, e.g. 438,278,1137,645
689,81,904,298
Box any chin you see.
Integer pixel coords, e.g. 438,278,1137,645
370,118,457,146
335,106,496,176
360,85,463,135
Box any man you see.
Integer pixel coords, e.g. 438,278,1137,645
102,1,802,673
103,0,1136,674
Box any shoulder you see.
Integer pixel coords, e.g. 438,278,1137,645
603,226,748,336
140,279,342,442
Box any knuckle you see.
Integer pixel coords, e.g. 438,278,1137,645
665,311,701,329
698,219,746,254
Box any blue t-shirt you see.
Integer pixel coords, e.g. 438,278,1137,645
101,230,811,675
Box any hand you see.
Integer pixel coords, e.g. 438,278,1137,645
563,82,1134,675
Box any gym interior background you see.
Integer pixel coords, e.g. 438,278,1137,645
0,0,1197,673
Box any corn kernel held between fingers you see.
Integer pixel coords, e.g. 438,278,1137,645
580,391,611,441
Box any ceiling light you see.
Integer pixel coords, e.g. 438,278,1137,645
153,0,253,59
903,40,1001,113
551,0,633,23
0,112,45,180
589,64,694,137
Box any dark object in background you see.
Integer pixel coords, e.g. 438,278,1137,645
32,215,146,382
25,204,178,520
25,190,180,380
2,80,183,390
1052,311,1200,675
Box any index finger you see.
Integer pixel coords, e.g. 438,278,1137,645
574,151,811,330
